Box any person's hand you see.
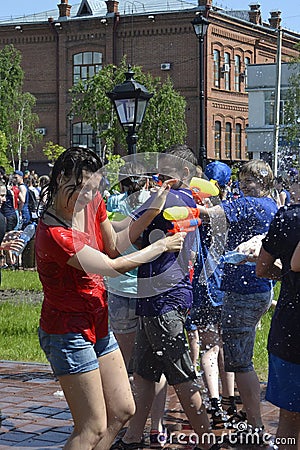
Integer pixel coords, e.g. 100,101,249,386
235,234,265,263
149,179,179,212
164,231,186,252
0,230,24,252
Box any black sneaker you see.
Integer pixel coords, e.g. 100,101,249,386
209,397,229,429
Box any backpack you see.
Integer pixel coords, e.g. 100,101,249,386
27,188,38,215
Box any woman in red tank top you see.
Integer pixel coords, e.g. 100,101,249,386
36,147,183,450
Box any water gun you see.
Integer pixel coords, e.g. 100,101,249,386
189,177,219,203
152,174,162,186
163,206,201,234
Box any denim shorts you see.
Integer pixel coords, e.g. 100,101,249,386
133,309,196,385
221,290,272,372
38,328,119,377
266,353,300,412
108,292,138,334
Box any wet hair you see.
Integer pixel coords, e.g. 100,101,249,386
161,144,198,178
239,160,274,195
118,162,147,208
40,147,102,215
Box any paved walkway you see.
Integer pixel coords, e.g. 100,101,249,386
0,360,279,449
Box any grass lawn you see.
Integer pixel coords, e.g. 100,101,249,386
0,269,279,380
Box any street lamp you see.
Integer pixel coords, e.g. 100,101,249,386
107,66,153,155
191,13,210,170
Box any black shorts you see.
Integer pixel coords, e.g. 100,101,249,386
133,309,196,385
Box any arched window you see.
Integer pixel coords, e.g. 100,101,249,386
73,51,102,84
234,55,241,92
225,122,232,159
235,124,242,159
213,50,220,88
214,121,221,159
224,53,231,90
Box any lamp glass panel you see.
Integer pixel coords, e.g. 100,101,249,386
115,99,136,125
136,100,147,125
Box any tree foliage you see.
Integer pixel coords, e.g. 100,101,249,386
42,141,66,166
0,130,13,173
0,45,41,169
70,58,187,157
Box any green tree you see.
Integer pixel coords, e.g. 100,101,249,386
70,58,186,158
0,130,13,172
7,92,41,170
42,141,66,166
0,45,41,169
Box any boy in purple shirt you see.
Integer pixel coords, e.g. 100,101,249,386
111,145,220,450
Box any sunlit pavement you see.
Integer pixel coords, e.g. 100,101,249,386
0,361,279,449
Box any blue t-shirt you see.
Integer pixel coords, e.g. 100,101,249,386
262,205,300,364
220,196,278,294
133,188,197,316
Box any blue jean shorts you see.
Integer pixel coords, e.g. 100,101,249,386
38,328,119,377
266,353,300,412
108,292,138,334
221,290,272,372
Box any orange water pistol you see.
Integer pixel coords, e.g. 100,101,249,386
163,206,201,234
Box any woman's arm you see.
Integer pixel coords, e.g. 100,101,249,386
67,232,186,277
256,247,282,280
291,241,300,272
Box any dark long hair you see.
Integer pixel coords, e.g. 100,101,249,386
40,147,102,215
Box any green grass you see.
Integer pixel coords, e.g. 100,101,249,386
0,270,280,377
0,300,47,362
253,308,273,381
0,268,42,291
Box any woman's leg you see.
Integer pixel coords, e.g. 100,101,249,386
96,348,136,449
58,345,134,450
59,369,107,450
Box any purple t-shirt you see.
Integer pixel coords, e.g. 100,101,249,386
133,188,197,316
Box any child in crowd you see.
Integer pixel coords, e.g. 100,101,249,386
112,144,220,450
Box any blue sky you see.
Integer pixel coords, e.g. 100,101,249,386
0,0,299,33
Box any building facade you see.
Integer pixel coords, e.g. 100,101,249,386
0,0,299,173
247,62,300,170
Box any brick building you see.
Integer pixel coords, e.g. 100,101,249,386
0,0,299,173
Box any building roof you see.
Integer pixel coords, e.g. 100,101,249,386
0,0,200,25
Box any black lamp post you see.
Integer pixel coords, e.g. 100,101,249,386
191,14,210,170
107,67,153,155
67,112,74,147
